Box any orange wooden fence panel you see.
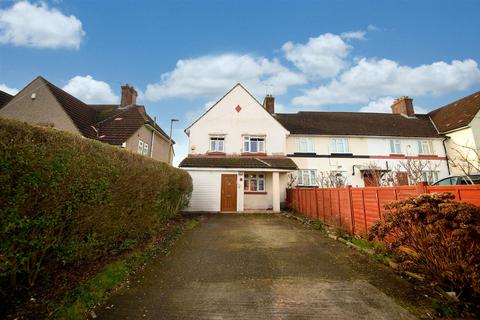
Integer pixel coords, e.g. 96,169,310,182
287,183,480,236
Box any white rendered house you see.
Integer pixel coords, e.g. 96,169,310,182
274,98,450,188
180,84,297,212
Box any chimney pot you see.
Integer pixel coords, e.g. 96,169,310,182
120,84,138,107
391,96,414,116
263,94,275,114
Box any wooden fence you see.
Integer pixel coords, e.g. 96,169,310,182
286,182,480,236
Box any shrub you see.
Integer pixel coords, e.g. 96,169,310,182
368,193,480,303
0,118,192,309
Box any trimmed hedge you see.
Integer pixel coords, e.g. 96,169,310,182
0,118,192,307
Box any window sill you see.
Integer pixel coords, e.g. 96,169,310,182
244,191,267,195
418,154,437,157
207,152,226,156
241,152,267,156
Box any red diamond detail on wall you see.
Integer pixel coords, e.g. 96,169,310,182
235,105,242,113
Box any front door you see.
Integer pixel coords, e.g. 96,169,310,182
221,174,237,211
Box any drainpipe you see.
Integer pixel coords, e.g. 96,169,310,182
442,136,451,175
150,116,156,158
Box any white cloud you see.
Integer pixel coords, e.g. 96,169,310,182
282,33,351,78
0,83,18,95
144,54,305,101
0,1,85,49
292,58,480,106
341,30,366,40
367,24,380,32
63,75,118,104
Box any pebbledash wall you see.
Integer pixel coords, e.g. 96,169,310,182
287,183,480,235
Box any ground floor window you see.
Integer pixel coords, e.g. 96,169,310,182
297,169,317,186
422,171,439,184
244,173,265,192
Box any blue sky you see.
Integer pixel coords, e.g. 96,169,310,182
1,0,480,165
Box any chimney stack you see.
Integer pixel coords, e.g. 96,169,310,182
391,96,414,116
120,84,138,107
263,94,275,114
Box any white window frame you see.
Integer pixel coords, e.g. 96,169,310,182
297,137,315,153
244,173,266,192
330,138,350,154
243,136,265,153
138,140,144,154
422,171,439,184
418,140,434,155
143,142,149,155
390,139,402,154
297,169,317,186
209,136,225,152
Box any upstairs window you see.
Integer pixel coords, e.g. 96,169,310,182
244,136,265,153
138,140,149,156
330,138,350,153
297,137,315,153
390,139,402,154
210,136,225,152
244,173,265,192
418,140,434,155
297,170,317,186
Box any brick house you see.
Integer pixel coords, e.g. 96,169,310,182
0,76,174,163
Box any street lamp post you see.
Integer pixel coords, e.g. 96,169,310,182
168,119,179,164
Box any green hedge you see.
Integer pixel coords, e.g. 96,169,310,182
0,118,192,303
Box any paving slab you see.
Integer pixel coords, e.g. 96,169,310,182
95,214,430,319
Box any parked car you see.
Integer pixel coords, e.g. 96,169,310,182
431,174,480,186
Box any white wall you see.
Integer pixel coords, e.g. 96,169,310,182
286,135,445,157
445,126,478,175
187,85,289,156
287,135,449,187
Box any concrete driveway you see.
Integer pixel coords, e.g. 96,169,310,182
95,214,431,319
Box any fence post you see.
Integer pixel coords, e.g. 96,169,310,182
416,181,428,195
347,185,355,235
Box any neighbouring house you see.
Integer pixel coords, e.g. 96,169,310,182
0,90,13,108
179,84,468,213
429,91,480,175
179,84,298,213
0,76,174,163
275,96,450,187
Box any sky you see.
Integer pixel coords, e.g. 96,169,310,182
1,0,480,166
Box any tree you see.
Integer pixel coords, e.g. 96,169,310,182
316,171,348,188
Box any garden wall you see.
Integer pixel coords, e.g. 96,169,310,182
286,183,480,235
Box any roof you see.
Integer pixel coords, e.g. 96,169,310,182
96,106,172,145
20,76,171,144
44,78,98,138
0,90,13,108
428,90,480,133
179,156,298,170
274,112,441,138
